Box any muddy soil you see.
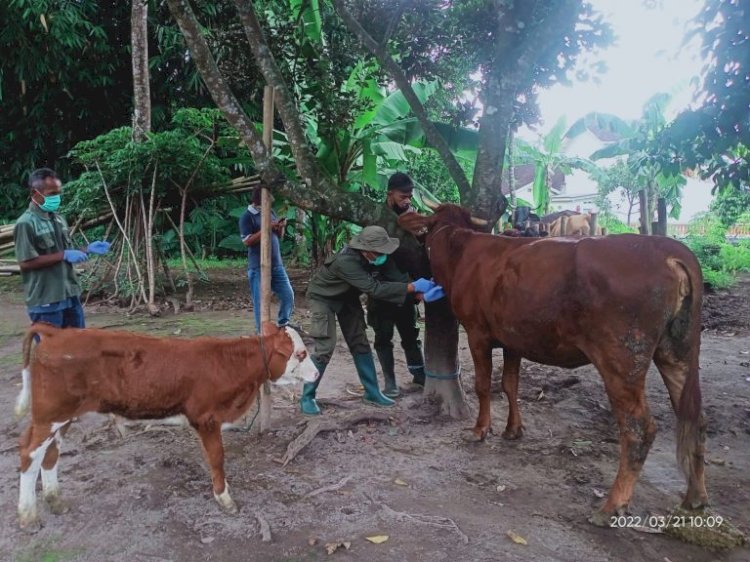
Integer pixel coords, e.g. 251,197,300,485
1,270,748,562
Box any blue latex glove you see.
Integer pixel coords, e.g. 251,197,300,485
411,278,436,293
63,249,88,264
423,285,446,303
87,240,111,255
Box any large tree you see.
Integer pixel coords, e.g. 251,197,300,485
656,0,750,193
165,0,612,416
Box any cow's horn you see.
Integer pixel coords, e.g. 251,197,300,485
423,198,440,211
470,216,489,226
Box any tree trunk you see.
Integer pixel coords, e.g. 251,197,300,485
638,189,650,235
422,299,471,419
131,0,150,141
656,197,667,236
589,212,598,236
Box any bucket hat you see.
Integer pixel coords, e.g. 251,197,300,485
349,226,400,254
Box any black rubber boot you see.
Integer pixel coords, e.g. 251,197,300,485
376,348,400,398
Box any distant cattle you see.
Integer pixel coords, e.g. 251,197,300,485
399,204,707,526
15,322,318,531
547,212,600,236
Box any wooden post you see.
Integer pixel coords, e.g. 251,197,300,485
254,85,275,434
589,212,598,236
560,215,569,237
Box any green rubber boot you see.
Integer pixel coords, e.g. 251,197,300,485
376,348,400,398
300,358,327,416
353,352,395,407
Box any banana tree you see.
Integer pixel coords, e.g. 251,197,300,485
568,94,687,234
513,117,603,215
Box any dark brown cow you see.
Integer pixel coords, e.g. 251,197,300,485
400,204,707,526
15,322,318,531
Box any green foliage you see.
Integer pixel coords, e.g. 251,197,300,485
683,214,750,288
654,1,749,193
512,117,602,214
63,108,258,259
574,96,687,220
598,214,636,234
710,186,750,227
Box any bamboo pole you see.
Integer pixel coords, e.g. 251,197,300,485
254,85,275,434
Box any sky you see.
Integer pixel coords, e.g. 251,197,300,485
518,0,712,221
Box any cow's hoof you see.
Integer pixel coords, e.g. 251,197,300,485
19,514,42,534
215,491,238,514
462,426,490,442
502,426,523,440
45,494,69,515
588,505,626,528
588,510,613,528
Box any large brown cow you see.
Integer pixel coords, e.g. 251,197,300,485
399,204,707,526
15,322,318,531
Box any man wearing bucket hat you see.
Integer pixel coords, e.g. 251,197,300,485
301,226,436,415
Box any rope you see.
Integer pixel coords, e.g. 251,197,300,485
424,366,461,380
243,333,272,433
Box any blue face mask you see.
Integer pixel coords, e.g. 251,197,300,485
370,254,387,266
36,193,61,213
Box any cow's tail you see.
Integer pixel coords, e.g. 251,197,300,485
15,323,56,418
665,257,705,488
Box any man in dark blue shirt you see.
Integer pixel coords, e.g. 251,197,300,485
239,188,294,332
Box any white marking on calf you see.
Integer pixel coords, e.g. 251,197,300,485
280,327,319,384
214,480,238,513
14,368,31,418
18,422,69,529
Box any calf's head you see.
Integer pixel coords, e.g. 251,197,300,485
260,322,319,385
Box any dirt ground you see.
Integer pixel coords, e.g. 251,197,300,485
1,268,749,562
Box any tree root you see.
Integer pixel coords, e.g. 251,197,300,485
365,492,469,544
278,411,391,466
305,475,353,498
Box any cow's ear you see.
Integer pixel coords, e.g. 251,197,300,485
398,212,435,235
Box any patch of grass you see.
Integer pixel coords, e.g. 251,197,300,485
14,536,82,562
166,257,246,271
0,350,23,371
0,275,25,304
91,312,252,338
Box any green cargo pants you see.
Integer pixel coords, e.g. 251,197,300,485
308,296,371,365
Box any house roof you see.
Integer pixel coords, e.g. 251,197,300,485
500,165,566,195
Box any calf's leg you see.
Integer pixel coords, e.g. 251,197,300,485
18,422,58,531
194,423,237,513
41,422,71,515
501,350,523,440
466,332,493,441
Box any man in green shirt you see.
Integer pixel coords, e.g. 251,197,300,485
300,226,435,415
369,172,428,397
14,168,110,328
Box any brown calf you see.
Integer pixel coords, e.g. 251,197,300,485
400,204,707,526
15,322,318,531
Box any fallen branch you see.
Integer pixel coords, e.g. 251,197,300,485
279,411,391,466
254,512,272,542
305,475,353,498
